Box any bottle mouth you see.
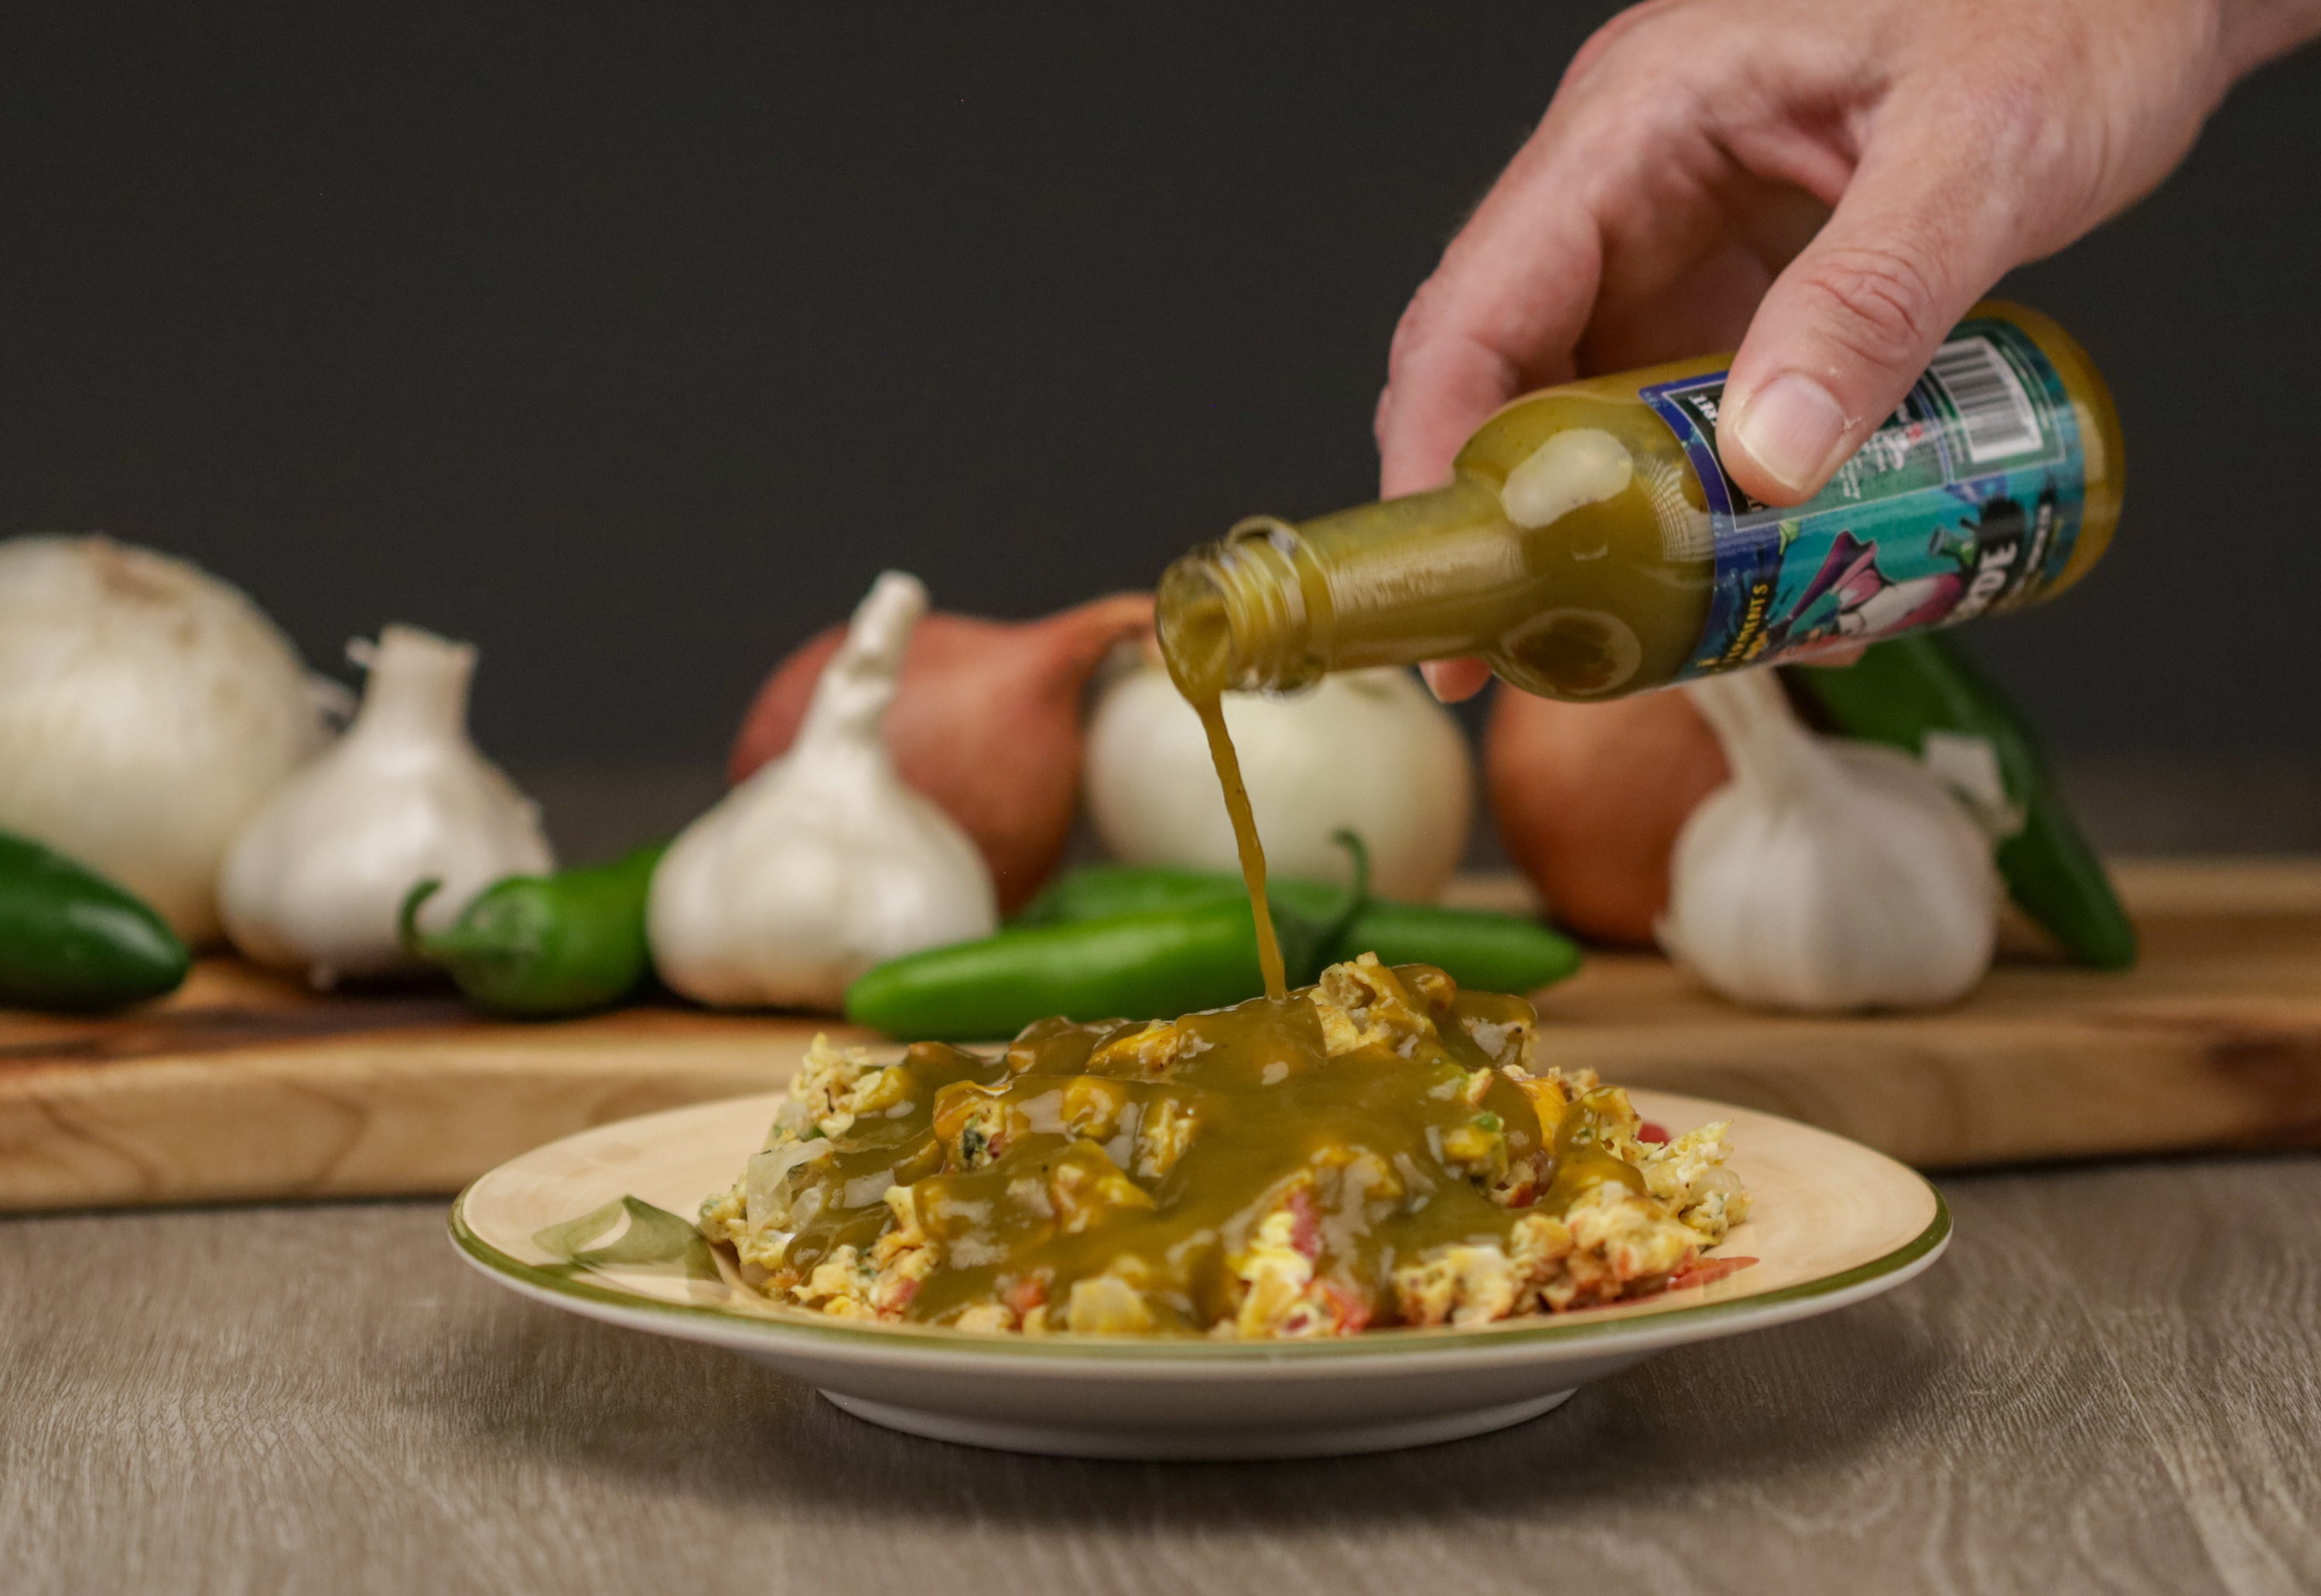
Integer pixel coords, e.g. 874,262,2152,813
1157,518,1317,698
1155,557,1235,700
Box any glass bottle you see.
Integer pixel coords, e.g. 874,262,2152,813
1158,301,2121,703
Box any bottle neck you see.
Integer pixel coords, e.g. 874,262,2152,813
1156,480,1519,696
1156,517,1320,699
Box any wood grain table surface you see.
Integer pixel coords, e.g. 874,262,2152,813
3,1152,2315,1596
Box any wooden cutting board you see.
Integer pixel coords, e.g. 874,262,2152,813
5,858,2318,1212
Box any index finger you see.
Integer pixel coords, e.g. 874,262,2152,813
1373,135,1607,497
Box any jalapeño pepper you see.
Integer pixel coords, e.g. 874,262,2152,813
1786,634,2136,968
847,838,1372,1041
1016,864,1581,996
399,842,667,1017
0,828,190,1010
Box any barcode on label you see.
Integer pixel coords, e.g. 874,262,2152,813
1928,337,2042,464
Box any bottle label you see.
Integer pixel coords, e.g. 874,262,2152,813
1641,317,2087,677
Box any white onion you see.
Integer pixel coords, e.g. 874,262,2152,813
1085,660,1474,901
0,535,328,944
744,1139,835,1231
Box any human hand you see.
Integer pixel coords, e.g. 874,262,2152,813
1382,0,2321,702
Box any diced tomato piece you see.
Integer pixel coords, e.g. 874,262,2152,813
1279,1281,1372,1338
1318,1281,1373,1334
1001,1273,1049,1314
1284,1186,1323,1259
1637,1121,1670,1144
1667,1256,1757,1290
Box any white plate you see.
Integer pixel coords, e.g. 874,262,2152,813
452,1088,1947,1459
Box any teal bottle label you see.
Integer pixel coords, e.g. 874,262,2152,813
1642,317,2087,676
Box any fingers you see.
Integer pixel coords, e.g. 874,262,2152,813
1421,658,1494,704
1715,101,2031,507
1375,330,1523,501
1374,138,1607,498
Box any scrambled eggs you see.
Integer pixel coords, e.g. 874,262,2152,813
702,954,1747,1337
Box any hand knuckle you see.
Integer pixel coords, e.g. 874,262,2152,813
1950,73,2053,169
1793,243,1943,370
1567,0,1688,85
1565,15,1639,84
1386,276,1453,379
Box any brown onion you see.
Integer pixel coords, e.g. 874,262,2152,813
1485,685,1728,946
730,592,1152,912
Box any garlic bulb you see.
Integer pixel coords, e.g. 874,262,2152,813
727,592,1151,911
1085,655,1473,901
218,625,554,987
0,535,330,943
649,572,998,1010
1660,668,1998,1013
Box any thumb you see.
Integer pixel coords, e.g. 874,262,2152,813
1715,120,2028,507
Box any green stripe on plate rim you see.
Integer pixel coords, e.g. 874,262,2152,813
449,1177,1950,1365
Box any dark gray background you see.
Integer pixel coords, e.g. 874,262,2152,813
5,5,2316,842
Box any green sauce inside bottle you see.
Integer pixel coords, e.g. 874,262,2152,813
1159,300,2121,702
